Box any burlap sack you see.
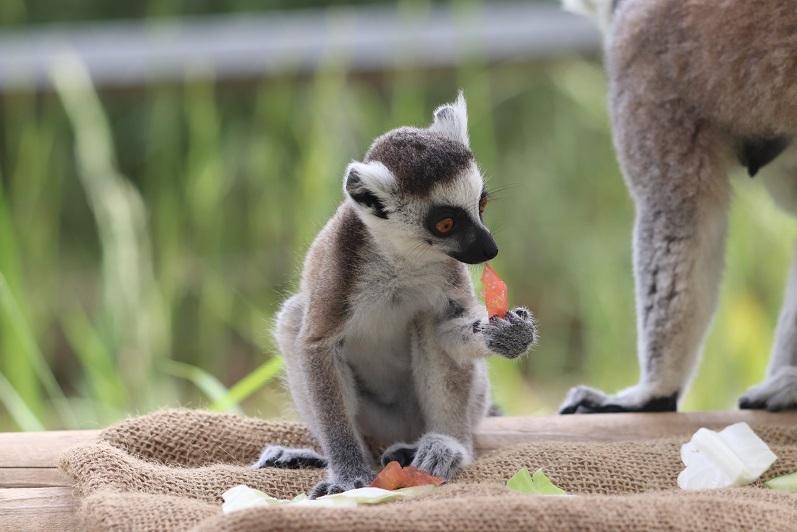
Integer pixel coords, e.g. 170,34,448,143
61,409,797,531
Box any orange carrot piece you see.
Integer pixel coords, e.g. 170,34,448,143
370,461,445,490
482,263,508,318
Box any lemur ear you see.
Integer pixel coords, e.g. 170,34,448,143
429,90,469,147
343,161,396,219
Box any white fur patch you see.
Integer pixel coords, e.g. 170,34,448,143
430,163,483,217
429,91,470,147
344,160,396,197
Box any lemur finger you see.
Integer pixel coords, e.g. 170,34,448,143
309,481,331,499
253,446,326,469
251,445,283,469
326,484,346,495
512,307,530,320
738,396,767,410
380,442,417,467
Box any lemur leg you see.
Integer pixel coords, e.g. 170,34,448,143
386,312,490,480
561,95,731,413
254,295,327,470
301,340,375,498
740,248,797,410
385,297,531,474
254,294,372,494
741,152,797,410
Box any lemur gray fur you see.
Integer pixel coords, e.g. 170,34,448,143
254,93,537,498
561,0,797,413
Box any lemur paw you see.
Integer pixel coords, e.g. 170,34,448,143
308,469,375,499
252,445,327,469
480,307,537,359
559,384,678,414
739,366,797,411
410,433,469,480
380,442,416,467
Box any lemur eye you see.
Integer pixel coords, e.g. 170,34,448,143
434,217,455,235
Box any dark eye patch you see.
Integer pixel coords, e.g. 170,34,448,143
426,205,472,237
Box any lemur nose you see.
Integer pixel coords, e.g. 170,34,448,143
481,239,499,261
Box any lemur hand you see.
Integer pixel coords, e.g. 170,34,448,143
308,465,375,499
480,307,536,359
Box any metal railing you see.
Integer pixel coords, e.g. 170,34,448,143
0,2,599,90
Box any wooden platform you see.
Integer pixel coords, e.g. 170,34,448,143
2,411,795,531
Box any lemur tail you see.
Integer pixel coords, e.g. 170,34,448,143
562,0,614,34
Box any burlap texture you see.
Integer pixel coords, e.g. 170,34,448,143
60,409,797,531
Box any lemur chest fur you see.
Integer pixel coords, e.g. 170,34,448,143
338,259,451,444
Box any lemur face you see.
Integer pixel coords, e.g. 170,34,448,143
343,93,498,264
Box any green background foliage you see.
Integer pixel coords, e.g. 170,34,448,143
0,1,794,430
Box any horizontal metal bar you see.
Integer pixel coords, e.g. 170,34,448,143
0,2,599,90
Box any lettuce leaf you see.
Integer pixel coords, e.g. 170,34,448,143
506,468,566,495
766,471,797,493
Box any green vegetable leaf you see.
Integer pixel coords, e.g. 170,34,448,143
766,471,797,492
507,468,566,495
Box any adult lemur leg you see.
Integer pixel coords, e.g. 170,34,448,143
561,90,732,413
740,248,797,410
740,151,797,410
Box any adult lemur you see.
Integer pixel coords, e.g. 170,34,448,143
561,0,797,413
254,94,537,497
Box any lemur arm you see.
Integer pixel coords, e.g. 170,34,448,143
435,295,537,364
434,298,492,361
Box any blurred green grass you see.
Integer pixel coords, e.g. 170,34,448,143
0,34,795,430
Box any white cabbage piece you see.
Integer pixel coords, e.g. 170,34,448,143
222,485,284,513
678,422,777,490
222,484,436,513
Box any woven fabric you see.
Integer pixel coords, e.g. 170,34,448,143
60,409,797,531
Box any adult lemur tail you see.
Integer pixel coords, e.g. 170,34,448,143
562,0,614,34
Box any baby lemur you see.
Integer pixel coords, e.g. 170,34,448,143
253,93,536,498
561,0,797,413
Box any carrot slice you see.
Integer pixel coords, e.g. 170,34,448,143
370,461,404,490
482,263,508,318
370,461,445,490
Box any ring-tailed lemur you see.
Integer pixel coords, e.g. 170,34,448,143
561,0,797,413
254,93,537,498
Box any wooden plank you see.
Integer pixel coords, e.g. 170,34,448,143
0,468,73,489
0,411,795,468
474,411,797,451
0,429,100,468
0,487,79,532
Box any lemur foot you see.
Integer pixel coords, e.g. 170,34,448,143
380,442,416,467
559,384,678,414
252,445,327,469
480,307,537,359
308,468,375,499
739,366,797,411
410,433,468,480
